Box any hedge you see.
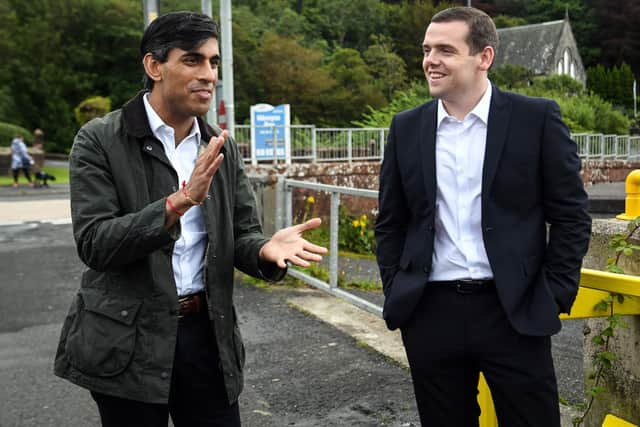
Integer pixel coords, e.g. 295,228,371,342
0,122,33,147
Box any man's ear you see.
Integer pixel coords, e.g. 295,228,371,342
478,46,495,72
142,53,162,84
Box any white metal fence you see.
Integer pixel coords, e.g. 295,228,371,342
275,177,382,317
235,126,640,163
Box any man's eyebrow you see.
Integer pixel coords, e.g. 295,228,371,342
422,42,458,51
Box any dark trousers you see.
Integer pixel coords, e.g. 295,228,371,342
12,167,31,183
91,308,241,427
401,284,560,427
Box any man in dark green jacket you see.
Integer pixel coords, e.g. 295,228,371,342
54,11,326,427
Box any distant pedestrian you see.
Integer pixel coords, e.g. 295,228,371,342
10,135,34,188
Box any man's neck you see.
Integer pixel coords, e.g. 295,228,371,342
442,79,489,121
148,91,195,146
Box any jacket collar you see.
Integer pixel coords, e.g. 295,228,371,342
482,84,512,194
121,90,222,152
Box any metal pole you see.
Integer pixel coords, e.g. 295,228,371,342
201,0,212,17
329,192,340,289
634,79,637,118
467,0,471,7
143,0,159,27
220,0,235,137
201,0,217,125
272,126,278,166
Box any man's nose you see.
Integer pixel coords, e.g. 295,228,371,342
200,63,217,82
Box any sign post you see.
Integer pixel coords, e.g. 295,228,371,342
250,104,291,166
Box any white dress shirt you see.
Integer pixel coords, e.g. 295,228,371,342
429,82,494,281
143,93,207,296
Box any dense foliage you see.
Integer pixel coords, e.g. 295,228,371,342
0,0,637,152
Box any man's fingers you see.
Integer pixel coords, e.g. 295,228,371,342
205,153,224,176
287,255,310,268
299,250,323,262
295,217,322,232
303,241,328,255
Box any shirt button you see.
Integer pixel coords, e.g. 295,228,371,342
120,310,128,317
145,145,153,151
161,372,169,379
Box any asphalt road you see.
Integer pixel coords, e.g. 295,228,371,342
0,222,419,427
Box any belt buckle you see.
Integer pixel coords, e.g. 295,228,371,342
177,295,191,319
456,280,476,294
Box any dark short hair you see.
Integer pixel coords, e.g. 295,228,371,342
431,7,498,55
140,11,219,90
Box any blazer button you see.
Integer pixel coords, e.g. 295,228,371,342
120,310,128,317
161,372,169,379
423,266,430,274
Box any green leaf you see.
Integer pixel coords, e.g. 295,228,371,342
594,301,609,311
623,247,633,256
591,335,605,345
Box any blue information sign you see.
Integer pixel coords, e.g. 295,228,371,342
250,104,290,163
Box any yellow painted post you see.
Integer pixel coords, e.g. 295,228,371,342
616,169,640,220
478,372,498,426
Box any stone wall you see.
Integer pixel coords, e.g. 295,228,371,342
581,219,640,426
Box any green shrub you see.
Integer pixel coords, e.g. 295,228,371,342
338,207,376,255
74,96,112,126
0,122,33,146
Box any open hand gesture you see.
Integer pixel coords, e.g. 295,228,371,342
259,218,328,268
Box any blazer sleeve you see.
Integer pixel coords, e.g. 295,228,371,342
540,100,592,313
375,115,410,294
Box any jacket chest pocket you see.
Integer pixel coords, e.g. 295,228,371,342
65,289,142,377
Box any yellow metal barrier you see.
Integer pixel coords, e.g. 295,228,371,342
602,414,638,427
478,268,640,426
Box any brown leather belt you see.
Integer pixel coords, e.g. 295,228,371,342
178,292,206,317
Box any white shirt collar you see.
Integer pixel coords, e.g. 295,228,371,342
437,80,492,127
142,92,201,143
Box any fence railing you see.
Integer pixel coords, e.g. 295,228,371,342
237,126,640,163
275,177,381,316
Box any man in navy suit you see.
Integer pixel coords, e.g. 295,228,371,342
375,6,591,426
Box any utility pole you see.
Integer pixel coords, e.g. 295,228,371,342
220,0,235,137
201,0,217,125
467,0,471,6
143,0,159,27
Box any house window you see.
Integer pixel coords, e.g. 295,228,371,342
564,49,571,75
558,60,564,75
570,62,576,79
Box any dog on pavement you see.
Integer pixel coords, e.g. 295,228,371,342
34,171,56,188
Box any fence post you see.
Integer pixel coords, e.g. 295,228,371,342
379,129,385,161
347,129,353,164
285,183,293,228
275,174,286,231
329,192,340,289
312,126,317,163
272,126,278,166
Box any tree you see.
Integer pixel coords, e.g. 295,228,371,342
254,32,338,125
363,35,408,100
325,48,386,124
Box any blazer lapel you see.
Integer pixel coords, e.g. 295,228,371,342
419,102,438,205
483,85,512,194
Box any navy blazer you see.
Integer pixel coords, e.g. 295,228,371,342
375,85,592,335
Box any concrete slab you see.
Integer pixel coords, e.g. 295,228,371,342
287,292,408,368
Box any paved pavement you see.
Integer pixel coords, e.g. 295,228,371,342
1,179,628,426
0,194,420,427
